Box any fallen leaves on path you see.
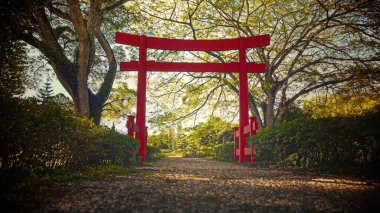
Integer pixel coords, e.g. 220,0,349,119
36,157,380,212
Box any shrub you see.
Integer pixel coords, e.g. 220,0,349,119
182,144,199,158
181,144,216,158
0,96,139,177
146,144,161,160
214,142,234,162
248,112,380,171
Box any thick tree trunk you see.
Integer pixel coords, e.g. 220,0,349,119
275,104,287,124
76,75,90,117
264,93,276,129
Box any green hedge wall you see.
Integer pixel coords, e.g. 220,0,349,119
0,96,139,175
248,112,380,170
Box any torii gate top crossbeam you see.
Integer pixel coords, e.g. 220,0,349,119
116,32,270,73
115,32,270,51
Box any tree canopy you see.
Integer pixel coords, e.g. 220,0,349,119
3,0,379,129
131,0,379,128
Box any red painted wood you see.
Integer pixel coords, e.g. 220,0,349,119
115,33,269,163
244,148,252,155
236,148,252,156
234,127,238,161
135,35,147,161
116,32,270,50
239,37,249,163
250,116,258,135
243,125,251,135
126,115,135,137
120,61,266,73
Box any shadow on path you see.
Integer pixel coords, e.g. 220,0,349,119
37,157,380,212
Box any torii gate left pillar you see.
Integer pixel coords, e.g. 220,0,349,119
135,35,147,161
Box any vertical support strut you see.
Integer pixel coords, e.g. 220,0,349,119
136,35,147,161
233,127,238,161
239,37,249,163
126,115,135,137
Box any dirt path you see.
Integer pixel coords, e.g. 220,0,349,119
41,157,379,212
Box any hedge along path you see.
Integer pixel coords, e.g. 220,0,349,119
43,157,379,212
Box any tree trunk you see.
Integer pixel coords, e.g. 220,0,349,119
264,93,276,128
275,104,287,124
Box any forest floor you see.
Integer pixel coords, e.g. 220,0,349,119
6,157,380,212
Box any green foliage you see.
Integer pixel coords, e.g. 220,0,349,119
0,96,139,179
302,92,379,118
148,130,177,150
186,116,235,146
148,116,235,158
283,103,308,122
0,35,27,97
134,0,380,129
248,112,380,171
182,144,216,158
146,144,162,161
214,142,234,162
0,0,28,96
102,83,136,119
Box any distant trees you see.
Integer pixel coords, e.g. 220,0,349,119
37,81,53,101
148,116,234,156
186,116,234,146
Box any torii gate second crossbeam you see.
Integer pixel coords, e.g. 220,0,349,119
115,32,270,162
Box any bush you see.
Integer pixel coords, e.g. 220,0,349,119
182,144,199,158
146,144,161,160
248,112,380,171
214,142,234,162
0,96,139,177
182,144,216,158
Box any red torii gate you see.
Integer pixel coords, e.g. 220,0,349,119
115,32,270,162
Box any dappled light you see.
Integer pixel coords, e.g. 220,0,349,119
39,158,379,212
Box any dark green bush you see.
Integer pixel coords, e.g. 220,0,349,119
146,144,161,160
214,142,234,162
0,96,139,177
248,112,380,170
